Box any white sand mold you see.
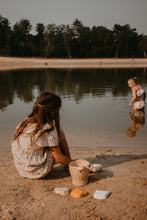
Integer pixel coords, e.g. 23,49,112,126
54,187,69,196
93,190,110,199
90,164,103,172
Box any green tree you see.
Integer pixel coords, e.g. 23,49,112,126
113,24,123,58
113,24,138,58
45,24,57,57
0,15,144,58
91,26,114,57
35,23,45,56
71,19,91,57
138,34,147,58
62,25,74,58
0,15,11,55
45,24,66,57
11,18,32,56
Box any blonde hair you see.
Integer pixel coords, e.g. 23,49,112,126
128,77,138,84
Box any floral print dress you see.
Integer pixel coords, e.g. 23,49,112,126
11,123,58,179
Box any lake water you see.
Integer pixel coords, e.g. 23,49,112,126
0,68,147,148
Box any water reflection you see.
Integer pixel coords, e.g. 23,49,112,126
126,110,145,137
0,68,147,111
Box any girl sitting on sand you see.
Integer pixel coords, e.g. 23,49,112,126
128,77,146,111
11,91,72,179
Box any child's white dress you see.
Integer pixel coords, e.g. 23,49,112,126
11,123,58,179
134,87,146,110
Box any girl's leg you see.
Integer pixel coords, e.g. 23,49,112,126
133,104,138,111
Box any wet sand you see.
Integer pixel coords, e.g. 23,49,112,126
0,56,147,70
0,146,147,220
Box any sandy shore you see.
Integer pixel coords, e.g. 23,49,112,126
0,57,147,70
0,146,147,220
0,57,147,219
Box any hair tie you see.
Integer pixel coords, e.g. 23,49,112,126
36,103,50,109
36,103,57,111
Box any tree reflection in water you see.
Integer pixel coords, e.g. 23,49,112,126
0,68,147,111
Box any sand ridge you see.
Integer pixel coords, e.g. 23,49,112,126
0,57,147,70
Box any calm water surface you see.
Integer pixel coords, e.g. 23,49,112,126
0,68,147,148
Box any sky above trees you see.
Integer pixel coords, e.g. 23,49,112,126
0,0,147,35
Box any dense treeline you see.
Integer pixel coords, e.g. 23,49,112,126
0,15,147,58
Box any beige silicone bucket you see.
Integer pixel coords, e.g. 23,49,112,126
69,159,90,186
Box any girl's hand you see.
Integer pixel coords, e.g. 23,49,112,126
129,101,132,107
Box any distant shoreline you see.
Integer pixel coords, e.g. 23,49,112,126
0,56,147,70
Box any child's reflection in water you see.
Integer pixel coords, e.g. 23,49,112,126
126,110,145,137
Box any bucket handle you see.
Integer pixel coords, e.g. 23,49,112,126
77,166,84,171
77,165,91,171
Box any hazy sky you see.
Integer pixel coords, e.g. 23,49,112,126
0,0,147,34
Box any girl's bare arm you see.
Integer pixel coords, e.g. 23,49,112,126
129,87,137,106
50,146,72,165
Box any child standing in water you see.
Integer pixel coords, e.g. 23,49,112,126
11,91,72,179
128,77,146,111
